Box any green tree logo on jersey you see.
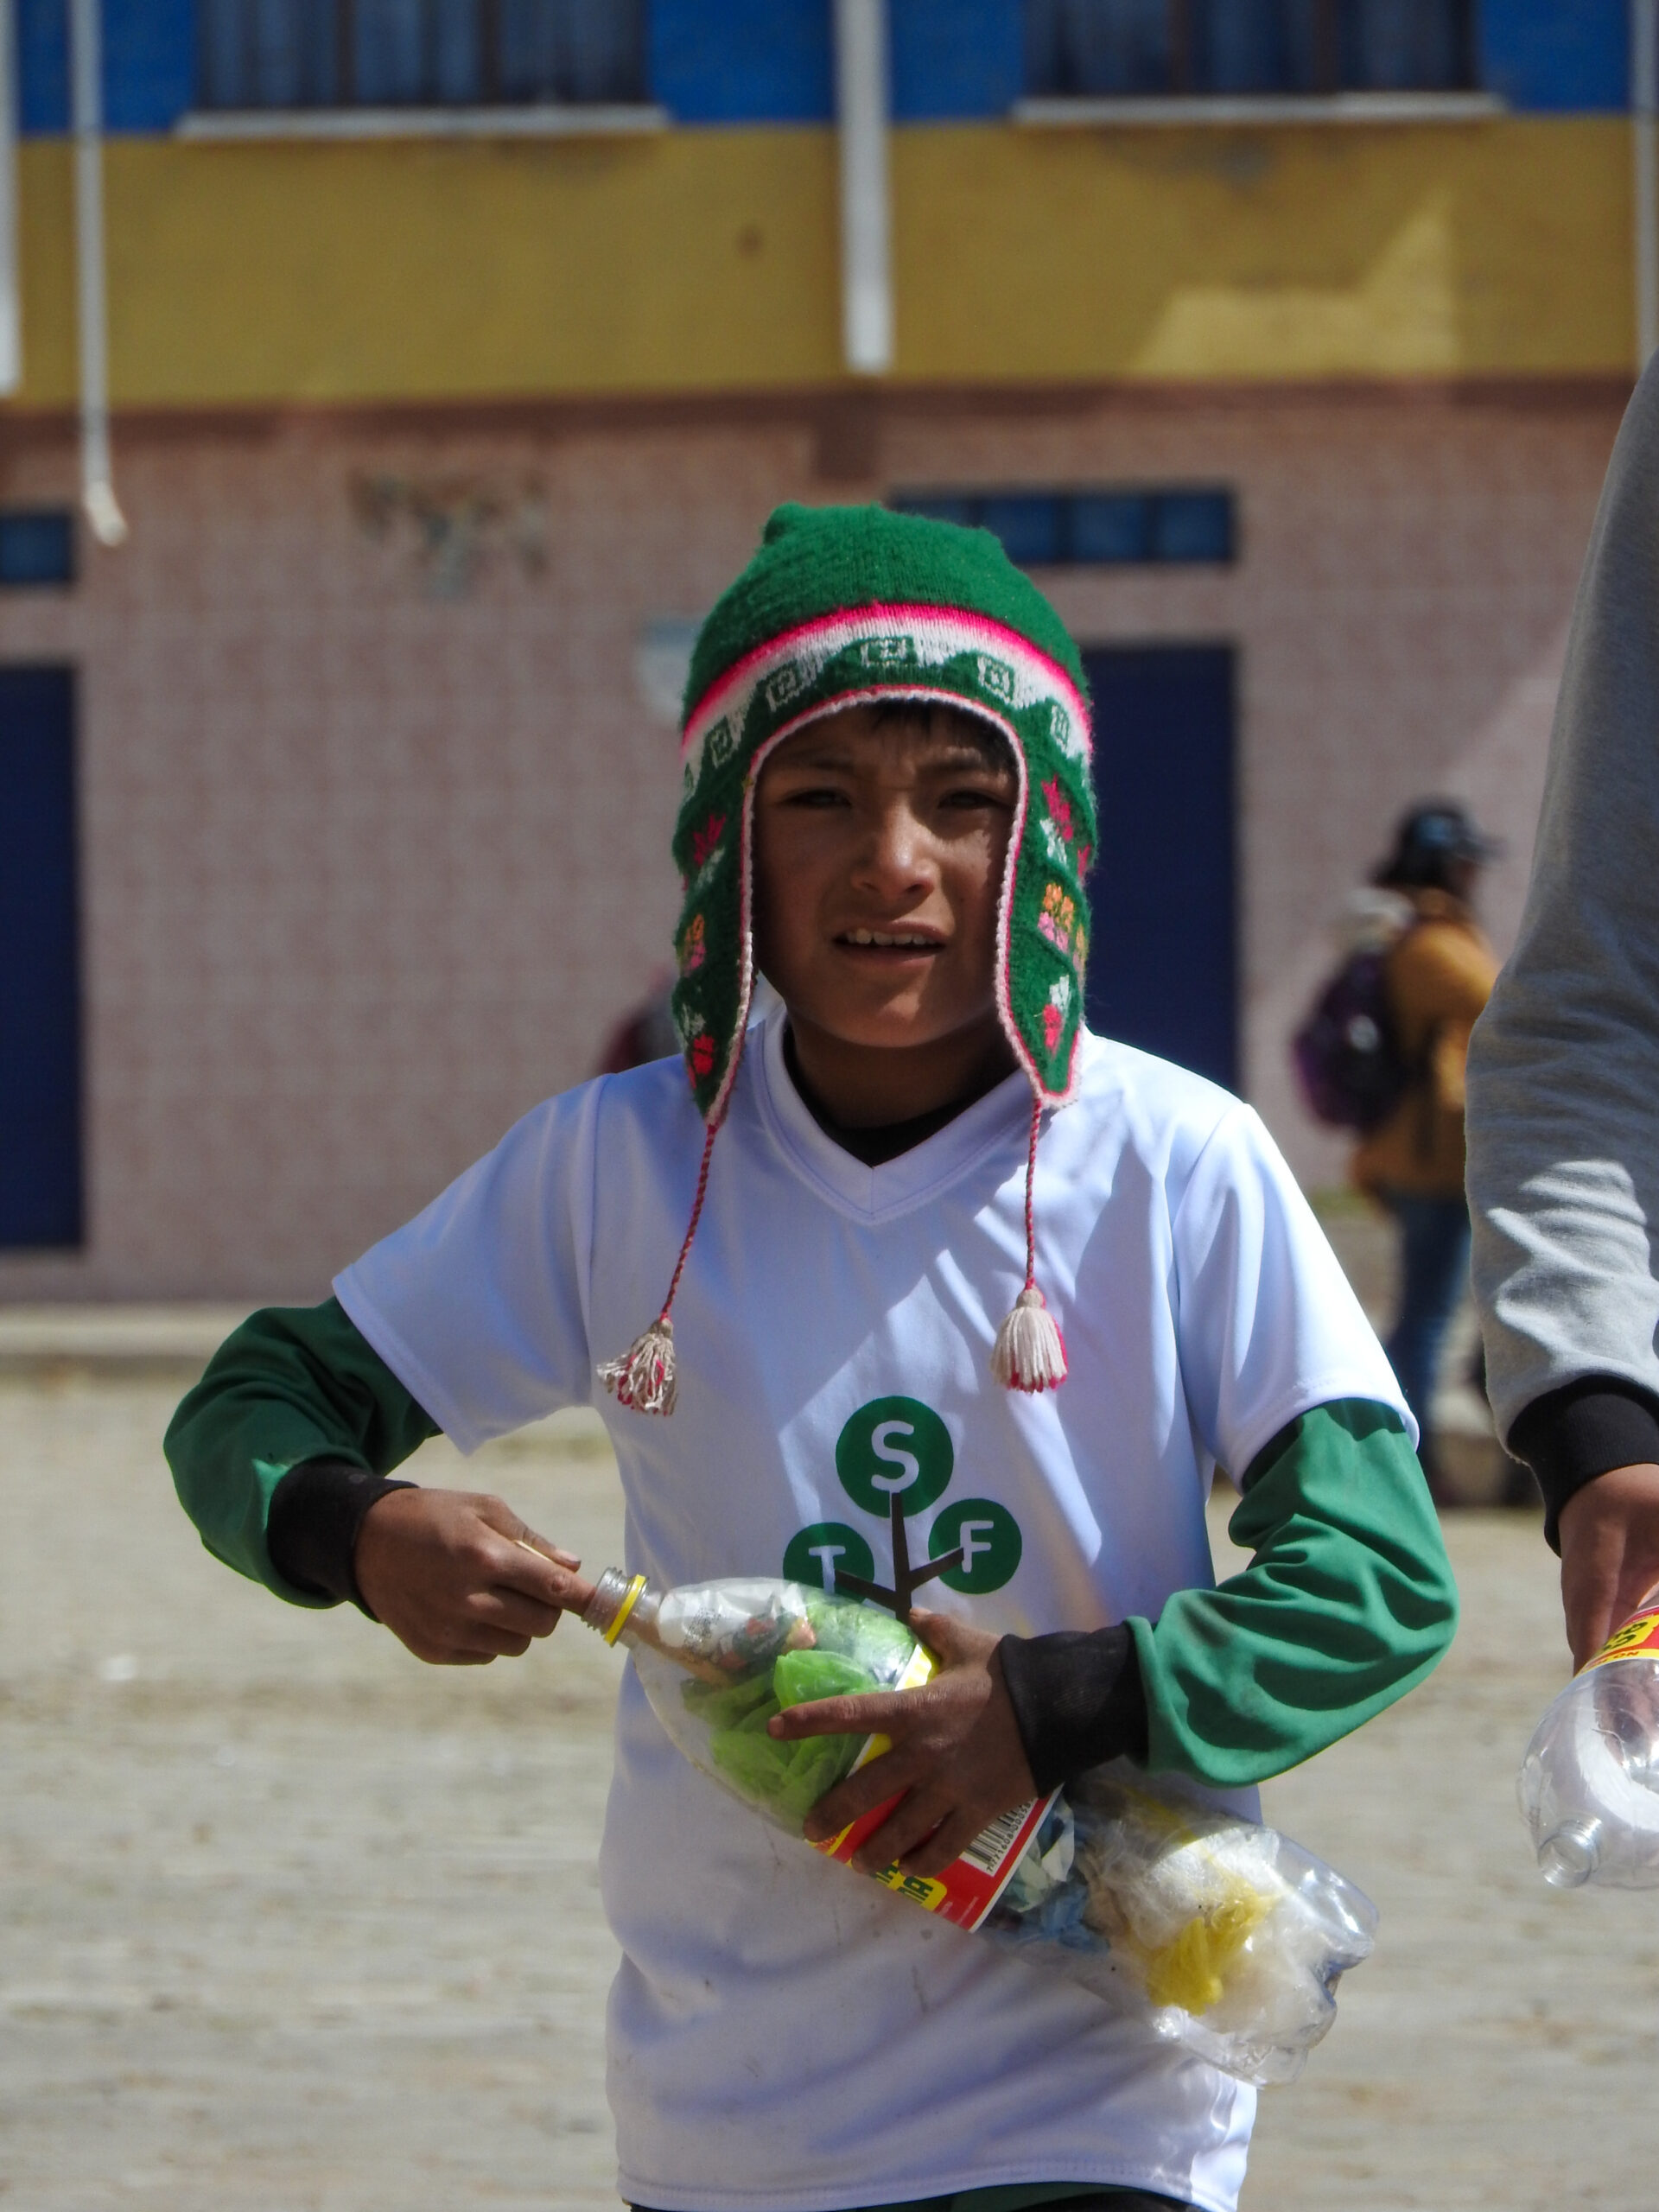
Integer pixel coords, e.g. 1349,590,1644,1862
834,1396,953,1517
785,1395,1022,1609
781,1521,875,1591
928,1498,1022,1593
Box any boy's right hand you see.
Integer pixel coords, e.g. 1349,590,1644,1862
353,1488,582,1665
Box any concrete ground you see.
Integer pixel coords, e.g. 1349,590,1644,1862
0,1352,1644,2212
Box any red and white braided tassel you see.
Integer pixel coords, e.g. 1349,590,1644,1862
597,1314,678,1416
990,1097,1068,1394
991,1283,1068,1393
598,1119,720,1417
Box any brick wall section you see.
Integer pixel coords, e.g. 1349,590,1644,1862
878,391,1622,1179
0,387,1624,1300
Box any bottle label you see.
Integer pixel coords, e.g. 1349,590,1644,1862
810,1643,1061,1929
1586,1605,1659,1670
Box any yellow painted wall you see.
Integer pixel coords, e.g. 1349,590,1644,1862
895,118,1632,381
9,114,1636,408
18,131,845,405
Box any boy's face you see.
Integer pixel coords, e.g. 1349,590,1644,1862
752,703,1019,1058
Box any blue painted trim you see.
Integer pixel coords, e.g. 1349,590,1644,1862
1480,0,1629,111
893,486,1236,565
11,0,1646,138
0,512,76,584
18,0,68,134
105,0,196,130
650,0,831,122
892,0,1020,118
18,0,194,134
0,664,83,1250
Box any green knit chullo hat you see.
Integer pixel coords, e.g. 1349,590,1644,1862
599,501,1096,1416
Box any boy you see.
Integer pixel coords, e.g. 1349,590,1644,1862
168,503,1456,2212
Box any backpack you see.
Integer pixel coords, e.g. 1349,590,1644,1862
1292,940,1417,1133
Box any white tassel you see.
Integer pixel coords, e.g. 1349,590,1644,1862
598,1316,677,1416
992,1285,1068,1394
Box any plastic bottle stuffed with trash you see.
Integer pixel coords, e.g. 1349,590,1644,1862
570,1566,1376,2086
1519,1598,1659,1888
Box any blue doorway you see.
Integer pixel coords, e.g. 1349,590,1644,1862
0,666,82,1247
1080,644,1237,1090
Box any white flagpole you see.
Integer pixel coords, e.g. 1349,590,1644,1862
835,0,893,376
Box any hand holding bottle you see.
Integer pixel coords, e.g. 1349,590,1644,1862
774,1605,1037,1878
353,1487,582,1664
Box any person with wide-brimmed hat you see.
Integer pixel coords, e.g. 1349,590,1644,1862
1351,800,1502,1478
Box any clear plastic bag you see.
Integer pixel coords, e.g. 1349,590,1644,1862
577,1569,1376,2085
982,1767,1377,2084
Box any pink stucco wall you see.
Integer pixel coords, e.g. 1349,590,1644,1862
0,385,1625,1300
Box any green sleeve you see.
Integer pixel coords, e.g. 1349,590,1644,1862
164,1297,440,1607
1130,1398,1458,1788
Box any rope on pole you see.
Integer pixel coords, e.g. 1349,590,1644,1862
70,0,126,546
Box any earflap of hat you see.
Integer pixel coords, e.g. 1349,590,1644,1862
670,760,749,1122
670,604,1094,1122
997,702,1097,1104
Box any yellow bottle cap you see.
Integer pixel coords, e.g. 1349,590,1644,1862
603,1573,649,1646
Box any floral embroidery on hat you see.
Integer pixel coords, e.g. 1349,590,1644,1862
1042,777,1074,844
678,912,706,976
1040,776,1090,875
1042,975,1072,1057
1038,880,1077,957
673,1001,717,1086
687,810,728,896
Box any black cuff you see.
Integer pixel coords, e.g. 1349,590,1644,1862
1509,1378,1659,1554
266,1458,416,1614
996,1626,1149,1794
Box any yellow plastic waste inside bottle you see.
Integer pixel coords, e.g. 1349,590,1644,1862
1143,1880,1273,2012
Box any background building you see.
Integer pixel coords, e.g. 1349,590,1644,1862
0,0,1638,1298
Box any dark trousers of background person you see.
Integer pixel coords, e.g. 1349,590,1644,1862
1377,1188,1472,1482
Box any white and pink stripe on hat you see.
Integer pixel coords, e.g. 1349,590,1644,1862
679,602,1091,787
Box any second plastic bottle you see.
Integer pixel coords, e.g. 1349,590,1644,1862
1520,1600,1659,1888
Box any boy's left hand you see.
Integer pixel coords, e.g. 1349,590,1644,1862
768,1608,1036,1878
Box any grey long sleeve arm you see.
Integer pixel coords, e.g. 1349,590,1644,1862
1466,357,1659,1538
